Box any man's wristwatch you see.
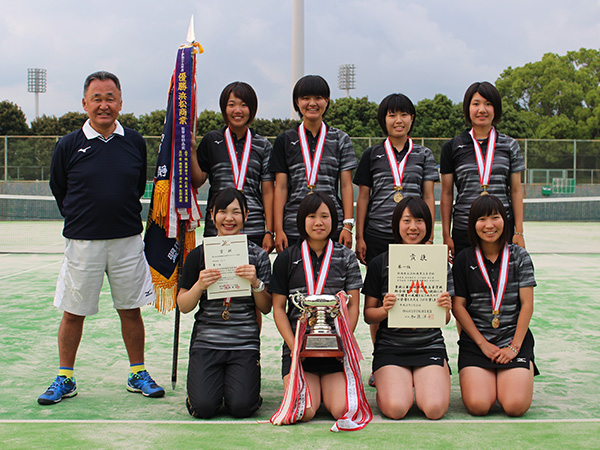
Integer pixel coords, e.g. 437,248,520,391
252,279,265,293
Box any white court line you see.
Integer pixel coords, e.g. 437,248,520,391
0,418,598,425
0,260,61,281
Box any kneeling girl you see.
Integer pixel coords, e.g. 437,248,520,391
363,197,452,420
177,188,272,418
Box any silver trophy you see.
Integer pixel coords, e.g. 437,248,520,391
290,292,350,358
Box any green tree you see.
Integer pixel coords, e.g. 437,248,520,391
196,109,224,136
138,110,166,136
57,112,88,135
30,114,61,135
325,96,381,138
119,113,139,131
253,118,299,138
411,94,464,138
0,101,29,135
496,48,600,138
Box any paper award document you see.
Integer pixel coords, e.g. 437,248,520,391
387,244,447,328
203,235,251,300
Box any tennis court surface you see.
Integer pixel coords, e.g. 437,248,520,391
0,221,599,449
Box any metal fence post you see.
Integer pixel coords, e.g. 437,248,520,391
4,136,7,182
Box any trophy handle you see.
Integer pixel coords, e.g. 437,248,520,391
290,291,307,313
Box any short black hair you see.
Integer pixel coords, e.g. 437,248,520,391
296,191,338,241
463,81,502,126
292,75,330,117
219,81,258,126
83,71,121,95
210,187,248,221
391,197,432,244
467,195,510,248
377,93,416,135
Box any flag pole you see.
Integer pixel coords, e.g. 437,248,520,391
171,220,186,389
171,14,198,390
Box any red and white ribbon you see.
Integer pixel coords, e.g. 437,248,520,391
270,318,311,425
298,122,327,188
469,127,497,189
384,137,414,190
475,243,510,314
331,291,372,432
224,127,252,192
301,239,333,295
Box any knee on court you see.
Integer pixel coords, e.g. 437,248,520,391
225,394,261,418
186,395,221,419
377,396,410,420
463,397,494,416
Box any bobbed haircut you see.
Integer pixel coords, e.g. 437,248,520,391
391,197,432,244
377,93,416,136
467,195,511,248
219,81,258,126
463,81,502,126
296,191,338,241
210,187,248,222
83,71,121,95
292,75,330,117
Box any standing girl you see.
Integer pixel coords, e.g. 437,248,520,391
363,197,452,420
191,81,274,253
354,93,438,265
177,188,271,418
440,81,525,260
452,194,538,416
270,192,369,428
270,75,357,253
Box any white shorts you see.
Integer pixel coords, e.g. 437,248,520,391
54,235,156,316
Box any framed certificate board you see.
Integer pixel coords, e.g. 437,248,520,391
387,244,447,328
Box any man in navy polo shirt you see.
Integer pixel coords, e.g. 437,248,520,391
38,71,164,405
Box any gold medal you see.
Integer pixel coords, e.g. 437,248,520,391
307,184,315,192
393,187,403,203
481,185,489,196
491,311,500,329
222,309,230,321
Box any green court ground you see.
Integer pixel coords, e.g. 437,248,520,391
0,222,598,449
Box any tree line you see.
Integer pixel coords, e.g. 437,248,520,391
1,48,599,179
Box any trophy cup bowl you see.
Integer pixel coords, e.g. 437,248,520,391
290,293,345,358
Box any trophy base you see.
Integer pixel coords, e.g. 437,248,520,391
300,334,344,358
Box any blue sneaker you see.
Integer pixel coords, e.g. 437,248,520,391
127,370,165,398
38,376,77,405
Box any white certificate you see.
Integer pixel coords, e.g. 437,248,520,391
387,244,447,328
203,235,251,299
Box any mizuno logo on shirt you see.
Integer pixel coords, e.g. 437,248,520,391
144,289,154,297
215,140,224,144
470,265,478,271
517,358,526,363
78,146,91,153
290,140,299,145
292,259,302,266
430,356,441,360
375,154,385,159
457,144,466,149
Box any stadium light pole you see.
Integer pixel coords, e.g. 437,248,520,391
291,0,304,119
27,68,47,120
338,64,356,98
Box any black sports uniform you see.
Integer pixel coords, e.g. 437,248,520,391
197,127,273,246
179,240,271,418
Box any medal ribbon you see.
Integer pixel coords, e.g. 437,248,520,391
301,239,333,295
384,137,414,189
298,122,327,188
224,127,252,191
475,243,510,314
469,127,497,188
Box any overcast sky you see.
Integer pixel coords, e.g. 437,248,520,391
2,0,600,124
